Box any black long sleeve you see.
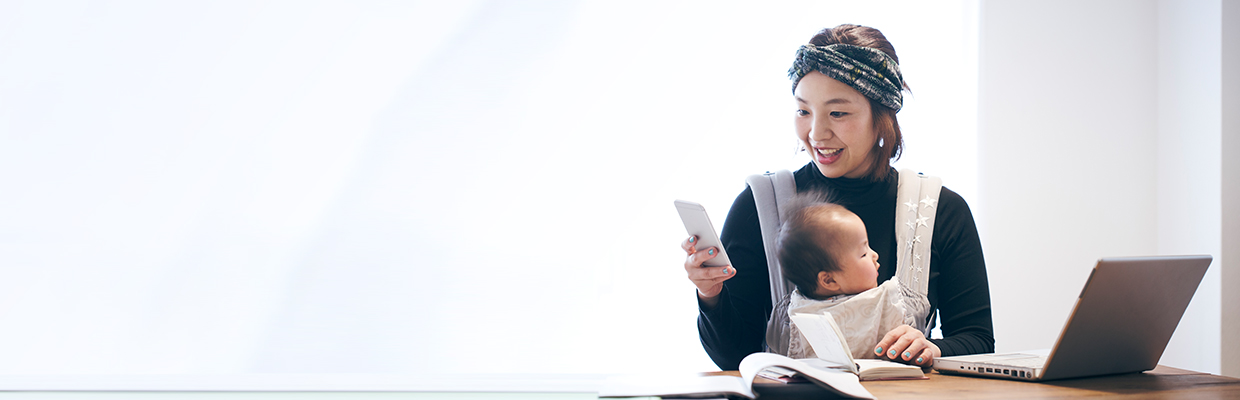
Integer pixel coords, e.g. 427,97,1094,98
696,164,994,370
697,185,771,370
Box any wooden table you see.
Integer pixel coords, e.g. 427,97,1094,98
0,367,1235,399
742,365,1240,399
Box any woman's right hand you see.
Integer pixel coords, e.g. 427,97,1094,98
682,235,735,308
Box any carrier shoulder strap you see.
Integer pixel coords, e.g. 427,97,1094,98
746,170,795,355
745,170,797,308
893,169,941,297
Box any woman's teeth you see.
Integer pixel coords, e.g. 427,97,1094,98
817,148,842,157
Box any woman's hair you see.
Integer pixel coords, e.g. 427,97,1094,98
776,192,852,300
807,24,907,182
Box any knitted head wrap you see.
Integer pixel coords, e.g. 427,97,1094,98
788,44,905,112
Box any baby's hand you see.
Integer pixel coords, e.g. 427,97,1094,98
873,325,940,367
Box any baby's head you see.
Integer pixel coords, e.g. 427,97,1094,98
776,193,880,300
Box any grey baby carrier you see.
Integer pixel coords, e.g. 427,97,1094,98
746,169,942,355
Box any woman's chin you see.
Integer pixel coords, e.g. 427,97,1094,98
813,162,849,179
814,157,874,179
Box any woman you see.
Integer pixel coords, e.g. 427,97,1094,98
682,24,994,371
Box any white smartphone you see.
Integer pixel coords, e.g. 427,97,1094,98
674,200,732,267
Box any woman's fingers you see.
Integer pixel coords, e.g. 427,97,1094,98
681,236,698,254
902,339,928,363
886,333,916,361
683,241,720,273
682,241,734,298
687,256,733,282
874,325,939,366
913,345,938,366
874,326,909,359
688,264,733,281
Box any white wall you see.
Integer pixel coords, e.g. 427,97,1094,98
0,1,979,374
2,0,1228,378
978,0,1226,374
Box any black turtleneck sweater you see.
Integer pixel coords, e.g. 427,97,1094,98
697,163,994,370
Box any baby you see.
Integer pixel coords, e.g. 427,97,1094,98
776,193,929,360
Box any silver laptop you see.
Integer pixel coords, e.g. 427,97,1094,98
933,255,1212,381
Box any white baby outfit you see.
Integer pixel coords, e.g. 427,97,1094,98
786,276,930,360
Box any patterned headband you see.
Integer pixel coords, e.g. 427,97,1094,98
788,44,905,112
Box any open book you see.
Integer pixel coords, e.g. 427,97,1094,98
599,352,875,399
788,312,926,381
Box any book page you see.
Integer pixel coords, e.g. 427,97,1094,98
854,359,926,380
790,312,856,372
739,353,875,400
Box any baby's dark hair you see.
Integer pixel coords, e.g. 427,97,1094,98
776,192,853,300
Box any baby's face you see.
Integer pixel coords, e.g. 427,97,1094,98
826,213,881,295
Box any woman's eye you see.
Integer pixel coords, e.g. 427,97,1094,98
830,111,848,117
795,109,809,116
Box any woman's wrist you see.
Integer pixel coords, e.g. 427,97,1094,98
697,288,722,309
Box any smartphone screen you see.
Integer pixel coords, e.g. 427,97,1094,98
674,200,731,267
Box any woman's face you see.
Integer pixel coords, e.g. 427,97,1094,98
794,71,877,179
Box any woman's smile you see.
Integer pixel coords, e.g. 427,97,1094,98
814,147,843,164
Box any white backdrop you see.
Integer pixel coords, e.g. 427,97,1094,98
0,1,980,374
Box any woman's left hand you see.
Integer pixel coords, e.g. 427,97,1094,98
873,325,940,367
